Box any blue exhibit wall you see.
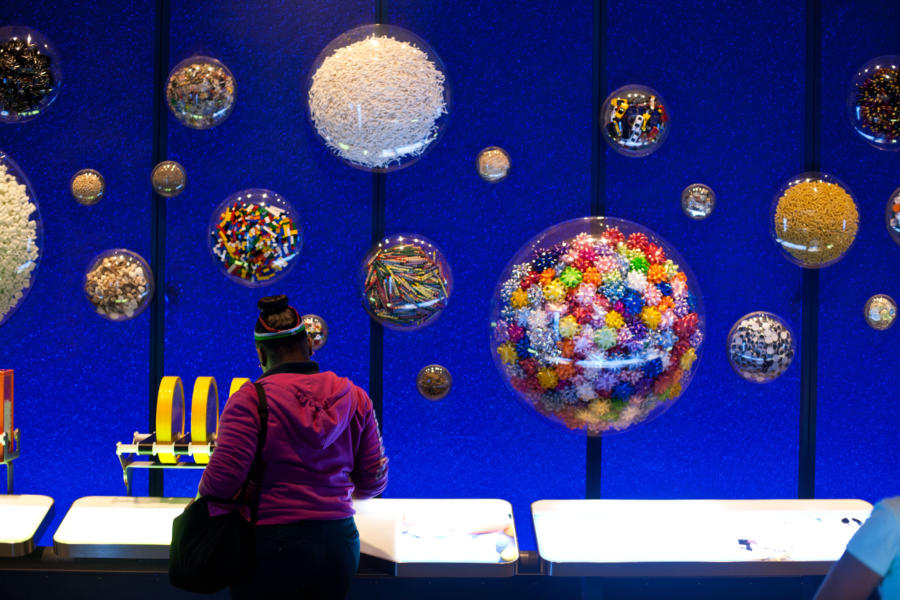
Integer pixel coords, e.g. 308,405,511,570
601,0,806,499
818,2,900,503
1,0,899,552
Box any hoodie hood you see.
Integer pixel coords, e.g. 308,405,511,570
261,370,354,450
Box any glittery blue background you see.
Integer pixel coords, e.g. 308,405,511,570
1,0,899,552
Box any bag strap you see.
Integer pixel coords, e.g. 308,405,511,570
233,382,269,523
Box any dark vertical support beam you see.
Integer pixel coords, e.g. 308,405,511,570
370,0,387,426
585,0,606,502
799,0,821,500
149,0,171,497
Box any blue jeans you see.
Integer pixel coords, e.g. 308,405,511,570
230,517,360,600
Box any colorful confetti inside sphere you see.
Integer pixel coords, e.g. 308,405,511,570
83,249,154,322
417,364,453,401
359,233,453,330
166,56,236,130
490,217,705,436
681,183,715,220
302,314,329,351
0,26,62,123
601,85,670,157
476,146,511,183
307,24,451,172
726,312,795,383
208,189,303,287
70,169,105,206
0,150,42,327
770,172,859,268
864,294,897,331
885,186,900,246
151,161,186,197
848,56,900,150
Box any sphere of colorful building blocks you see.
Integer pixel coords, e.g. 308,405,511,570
208,189,302,287
301,314,329,351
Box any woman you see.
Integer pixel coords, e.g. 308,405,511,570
198,295,388,599
815,496,899,600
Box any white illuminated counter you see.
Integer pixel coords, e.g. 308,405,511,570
354,498,519,577
54,496,190,559
0,494,54,557
532,499,872,577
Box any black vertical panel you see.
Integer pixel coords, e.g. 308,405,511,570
798,0,822,500
370,0,387,428
585,0,606,501
148,0,170,498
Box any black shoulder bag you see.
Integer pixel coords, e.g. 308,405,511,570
169,382,269,593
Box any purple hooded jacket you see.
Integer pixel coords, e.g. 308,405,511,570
198,361,388,523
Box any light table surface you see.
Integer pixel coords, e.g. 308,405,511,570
0,494,54,557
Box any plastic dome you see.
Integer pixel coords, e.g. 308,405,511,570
0,150,41,326
864,294,896,330
0,26,62,123
727,312,795,383
771,172,859,268
166,56,236,129
301,314,328,351
681,183,715,220
490,217,705,436
208,189,302,287
601,85,670,157
417,364,453,400
307,24,451,172
70,169,105,206
359,233,452,330
151,161,186,197
83,249,153,321
848,55,900,150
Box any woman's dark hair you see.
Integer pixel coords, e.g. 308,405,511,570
255,294,305,353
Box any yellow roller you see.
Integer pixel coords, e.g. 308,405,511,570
190,377,219,464
155,376,185,464
229,377,250,398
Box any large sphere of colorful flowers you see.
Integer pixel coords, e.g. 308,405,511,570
490,217,705,436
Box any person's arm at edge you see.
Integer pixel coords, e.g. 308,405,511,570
350,388,388,500
813,551,882,600
197,383,260,500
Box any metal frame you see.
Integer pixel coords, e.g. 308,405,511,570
1,429,20,494
116,433,211,496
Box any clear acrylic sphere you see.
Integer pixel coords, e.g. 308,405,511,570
864,294,896,331
770,172,859,268
490,217,705,436
208,189,302,287
476,146,511,183
301,314,328,351
417,364,453,401
727,312,795,383
166,56,236,129
848,55,900,150
360,233,453,330
83,249,153,321
151,161,186,197
0,26,62,123
0,150,42,327
70,169,105,205
307,24,451,172
601,85,670,157
681,183,715,220
886,186,900,245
